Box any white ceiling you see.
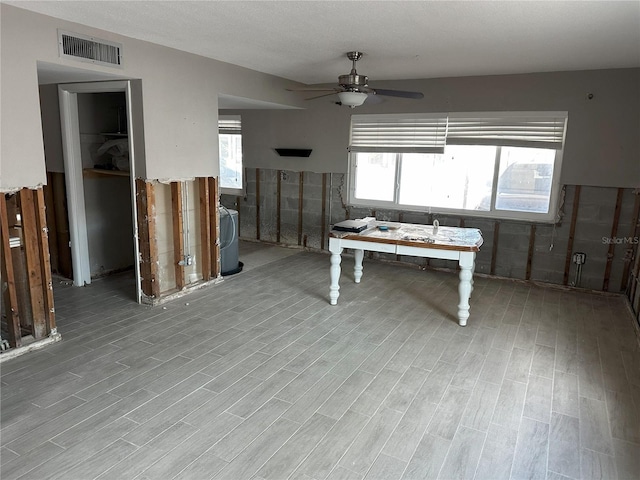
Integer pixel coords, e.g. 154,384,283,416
11,0,640,85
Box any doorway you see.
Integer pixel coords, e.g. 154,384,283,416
58,81,143,303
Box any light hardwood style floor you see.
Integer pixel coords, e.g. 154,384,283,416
2,243,640,480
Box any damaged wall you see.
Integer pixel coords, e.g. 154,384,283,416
222,169,639,294
220,67,640,294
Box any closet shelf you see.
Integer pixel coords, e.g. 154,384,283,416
100,132,128,136
83,168,130,178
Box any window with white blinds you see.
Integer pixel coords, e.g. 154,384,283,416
349,114,448,153
218,115,243,192
218,116,242,134
348,111,568,222
446,112,567,149
349,111,567,151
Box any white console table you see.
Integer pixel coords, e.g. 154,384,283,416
328,222,483,326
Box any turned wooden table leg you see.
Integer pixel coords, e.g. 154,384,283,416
353,248,364,283
329,246,343,305
457,253,475,326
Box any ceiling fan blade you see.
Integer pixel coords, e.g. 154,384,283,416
305,92,339,101
364,94,384,105
371,88,424,99
286,87,339,92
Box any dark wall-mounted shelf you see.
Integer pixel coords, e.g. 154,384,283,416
275,148,312,157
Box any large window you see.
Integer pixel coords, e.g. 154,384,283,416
218,116,243,193
348,112,567,222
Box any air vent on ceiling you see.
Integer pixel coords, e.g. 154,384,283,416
58,30,123,68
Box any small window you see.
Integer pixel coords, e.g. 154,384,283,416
348,112,567,222
218,116,243,193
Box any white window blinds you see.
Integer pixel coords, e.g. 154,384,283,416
219,115,241,134
349,114,448,154
446,112,567,149
349,112,568,152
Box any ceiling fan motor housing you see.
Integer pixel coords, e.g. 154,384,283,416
339,73,369,90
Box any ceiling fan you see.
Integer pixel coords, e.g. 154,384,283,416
288,51,424,108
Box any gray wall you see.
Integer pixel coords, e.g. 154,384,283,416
240,68,640,188
1,4,303,191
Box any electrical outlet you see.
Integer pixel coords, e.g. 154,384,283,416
179,255,194,266
572,252,586,265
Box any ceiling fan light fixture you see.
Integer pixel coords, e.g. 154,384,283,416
337,91,368,108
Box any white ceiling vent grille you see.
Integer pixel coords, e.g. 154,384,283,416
58,30,123,68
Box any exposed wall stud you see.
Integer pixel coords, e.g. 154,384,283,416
298,172,304,245
276,170,282,243
35,188,56,333
199,177,211,281
603,188,624,291
52,173,72,279
563,185,581,285
621,191,640,292
43,173,59,274
0,194,22,348
526,224,536,280
136,179,160,299
256,168,261,240
19,189,46,339
490,221,500,275
171,181,185,290
209,177,220,278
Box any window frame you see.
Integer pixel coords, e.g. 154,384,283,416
347,112,567,223
218,115,244,196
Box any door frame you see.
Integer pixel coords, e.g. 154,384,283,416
58,80,142,303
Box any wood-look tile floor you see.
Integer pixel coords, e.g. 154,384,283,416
2,244,640,480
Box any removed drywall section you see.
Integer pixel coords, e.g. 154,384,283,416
571,186,633,291
1,188,57,349
301,172,326,250
136,179,160,300
237,168,258,240
183,179,204,285
154,182,177,294
230,166,638,294
151,178,210,298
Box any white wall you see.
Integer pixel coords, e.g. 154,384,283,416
240,68,640,188
0,4,303,191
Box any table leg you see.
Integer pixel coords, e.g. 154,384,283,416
471,257,476,295
353,249,364,283
329,247,343,305
457,253,474,326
